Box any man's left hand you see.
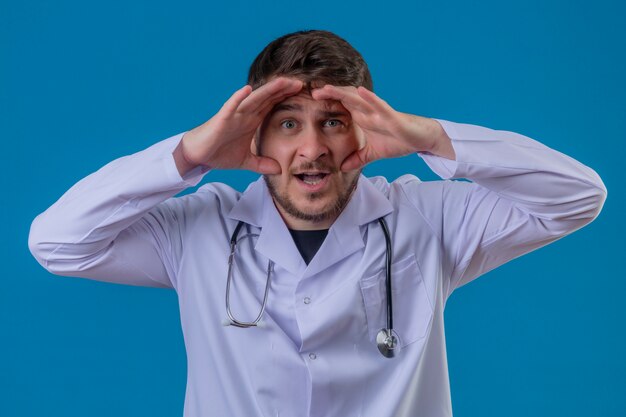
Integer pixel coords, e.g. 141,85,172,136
311,85,455,171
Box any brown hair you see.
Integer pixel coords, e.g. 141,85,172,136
247,30,373,91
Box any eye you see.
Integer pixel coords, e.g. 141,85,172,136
323,119,344,128
280,120,297,129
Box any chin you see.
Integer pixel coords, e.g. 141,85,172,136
264,173,359,225
299,204,335,218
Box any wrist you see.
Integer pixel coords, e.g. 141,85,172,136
173,133,201,177
425,119,456,160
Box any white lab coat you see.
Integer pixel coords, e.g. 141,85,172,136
28,119,606,417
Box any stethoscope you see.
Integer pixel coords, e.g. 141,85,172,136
225,218,400,358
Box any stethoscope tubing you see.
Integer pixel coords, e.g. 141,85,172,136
225,221,273,328
225,217,397,357
378,217,393,332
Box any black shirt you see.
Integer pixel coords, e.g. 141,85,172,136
288,229,329,265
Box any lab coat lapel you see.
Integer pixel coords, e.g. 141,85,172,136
228,178,306,276
303,175,394,278
228,175,394,278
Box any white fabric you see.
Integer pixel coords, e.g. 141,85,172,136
29,119,606,417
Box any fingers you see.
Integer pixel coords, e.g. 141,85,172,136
311,85,375,115
237,77,303,115
220,85,253,114
356,86,392,112
218,78,303,123
313,85,395,119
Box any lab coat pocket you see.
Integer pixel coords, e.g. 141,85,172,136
359,254,434,348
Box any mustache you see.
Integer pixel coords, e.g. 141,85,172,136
290,161,339,174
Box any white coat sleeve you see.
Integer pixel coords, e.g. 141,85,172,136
412,119,607,299
28,132,210,290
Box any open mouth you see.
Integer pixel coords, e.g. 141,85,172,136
295,172,329,185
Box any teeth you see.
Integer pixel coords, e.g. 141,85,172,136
300,173,325,185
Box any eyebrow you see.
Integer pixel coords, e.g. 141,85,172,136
270,102,350,119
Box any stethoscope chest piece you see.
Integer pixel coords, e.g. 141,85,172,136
376,328,401,358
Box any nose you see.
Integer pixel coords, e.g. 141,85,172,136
297,127,329,161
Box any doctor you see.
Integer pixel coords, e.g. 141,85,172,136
29,30,607,417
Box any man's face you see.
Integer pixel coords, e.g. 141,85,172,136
258,91,363,230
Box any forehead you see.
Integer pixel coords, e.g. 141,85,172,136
270,93,348,116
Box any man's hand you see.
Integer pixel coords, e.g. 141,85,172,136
311,85,455,171
175,77,304,176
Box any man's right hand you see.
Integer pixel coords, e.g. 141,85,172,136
173,77,303,177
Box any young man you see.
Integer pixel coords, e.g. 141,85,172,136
29,30,606,416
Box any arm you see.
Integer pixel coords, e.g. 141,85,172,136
28,78,305,289
28,133,210,289
311,85,607,298
416,119,606,297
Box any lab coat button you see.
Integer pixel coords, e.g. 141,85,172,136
303,297,311,305
308,352,317,360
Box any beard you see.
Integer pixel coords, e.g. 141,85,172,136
263,163,361,225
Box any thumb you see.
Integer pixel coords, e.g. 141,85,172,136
243,153,282,175
340,149,367,172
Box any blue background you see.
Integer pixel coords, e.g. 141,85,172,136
3,0,624,415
